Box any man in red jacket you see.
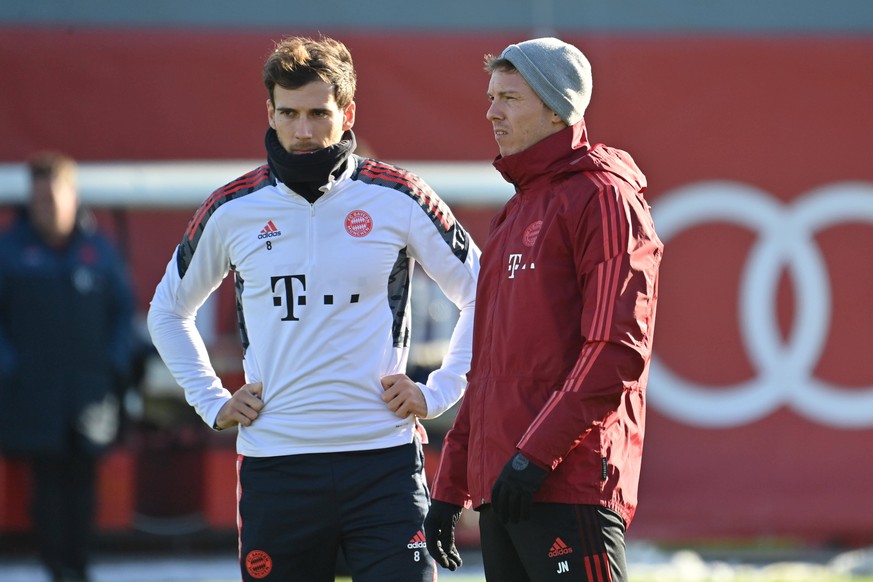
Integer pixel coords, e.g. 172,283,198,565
424,37,663,582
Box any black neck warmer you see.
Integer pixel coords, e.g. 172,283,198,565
265,128,357,203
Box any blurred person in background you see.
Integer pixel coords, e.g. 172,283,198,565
147,35,480,581
425,38,663,582
0,152,136,582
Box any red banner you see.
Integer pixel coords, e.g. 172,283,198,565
2,28,872,543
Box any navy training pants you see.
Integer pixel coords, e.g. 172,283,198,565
238,441,436,581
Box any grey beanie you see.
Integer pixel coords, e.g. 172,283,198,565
499,37,592,125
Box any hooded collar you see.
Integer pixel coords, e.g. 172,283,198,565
265,128,357,203
492,120,590,191
492,119,647,196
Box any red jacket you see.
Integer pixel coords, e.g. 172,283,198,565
431,121,662,526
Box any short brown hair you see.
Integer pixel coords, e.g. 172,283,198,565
483,54,516,74
263,36,356,109
27,151,77,183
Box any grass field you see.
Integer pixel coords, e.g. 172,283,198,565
330,550,873,582
338,542,873,581
334,566,873,582
2,555,869,582
629,575,873,582
335,577,873,582
4,540,871,582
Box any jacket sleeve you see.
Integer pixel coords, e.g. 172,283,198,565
405,193,481,419
102,237,137,387
517,180,661,470
147,211,234,428
430,378,474,507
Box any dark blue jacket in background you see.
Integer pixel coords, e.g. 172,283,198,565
0,207,135,455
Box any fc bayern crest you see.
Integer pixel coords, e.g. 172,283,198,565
345,210,373,237
522,220,543,247
245,550,273,579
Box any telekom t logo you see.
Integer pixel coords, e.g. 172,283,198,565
508,254,522,278
271,274,307,321
507,253,535,279
270,274,362,321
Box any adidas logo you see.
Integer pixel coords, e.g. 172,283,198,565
407,530,427,549
257,220,282,239
548,537,574,558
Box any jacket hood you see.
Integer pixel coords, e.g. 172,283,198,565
493,119,647,195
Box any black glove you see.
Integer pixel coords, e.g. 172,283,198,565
424,499,463,571
491,452,550,524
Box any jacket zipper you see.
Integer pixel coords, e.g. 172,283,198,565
479,189,524,505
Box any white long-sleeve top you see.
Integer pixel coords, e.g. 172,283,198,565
148,157,480,456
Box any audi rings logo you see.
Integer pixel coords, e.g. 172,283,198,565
650,181,873,429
